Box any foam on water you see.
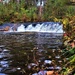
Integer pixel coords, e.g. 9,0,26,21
5,22,63,33
17,24,25,32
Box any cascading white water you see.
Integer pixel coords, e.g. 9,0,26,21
17,24,25,32
6,22,63,33
25,24,43,32
8,27,13,32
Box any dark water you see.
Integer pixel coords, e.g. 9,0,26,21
0,32,64,75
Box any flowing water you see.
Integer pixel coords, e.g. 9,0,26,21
0,22,64,75
2,22,63,33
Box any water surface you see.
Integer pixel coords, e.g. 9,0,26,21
0,32,64,75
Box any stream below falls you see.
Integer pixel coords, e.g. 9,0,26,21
0,32,65,75
0,22,64,75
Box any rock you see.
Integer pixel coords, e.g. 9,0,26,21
46,71,54,75
0,26,10,31
3,26,10,31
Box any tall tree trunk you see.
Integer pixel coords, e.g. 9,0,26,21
39,0,43,18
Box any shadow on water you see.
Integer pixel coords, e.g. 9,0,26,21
0,32,64,75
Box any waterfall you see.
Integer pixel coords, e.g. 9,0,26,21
17,24,25,32
4,22,63,33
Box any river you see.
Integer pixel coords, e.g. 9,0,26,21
0,22,64,75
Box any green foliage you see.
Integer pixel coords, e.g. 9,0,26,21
66,6,75,16
0,0,75,23
0,0,38,23
43,0,68,20
61,47,75,75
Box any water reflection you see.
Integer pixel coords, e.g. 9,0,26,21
0,32,64,75
0,73,7,75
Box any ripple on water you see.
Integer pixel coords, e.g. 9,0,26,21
0,73,7,75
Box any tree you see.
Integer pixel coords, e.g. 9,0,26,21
43,0,68,20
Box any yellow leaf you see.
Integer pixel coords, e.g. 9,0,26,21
63,18,69,25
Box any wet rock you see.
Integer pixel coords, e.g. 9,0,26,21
46,70,54,75
3,26,10,31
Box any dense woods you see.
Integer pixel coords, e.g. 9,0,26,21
0,0,75,23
